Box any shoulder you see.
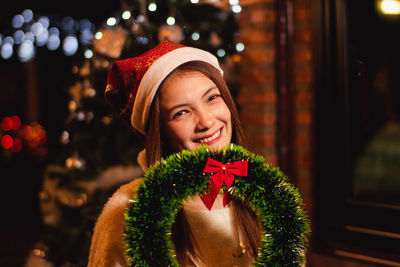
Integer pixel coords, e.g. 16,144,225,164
104,178,143,211
88,178,143,267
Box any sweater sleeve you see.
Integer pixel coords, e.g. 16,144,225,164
88,178,143,267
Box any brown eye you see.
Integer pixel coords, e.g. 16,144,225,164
173,110,187,119
208,94,221,102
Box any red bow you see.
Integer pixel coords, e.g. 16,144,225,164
201,158,248,210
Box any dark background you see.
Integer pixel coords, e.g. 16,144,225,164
1,2,120,266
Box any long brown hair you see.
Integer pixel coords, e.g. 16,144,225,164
145,61,262,265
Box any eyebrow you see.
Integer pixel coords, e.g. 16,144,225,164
166,86,218,114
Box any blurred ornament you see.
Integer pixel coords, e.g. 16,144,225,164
102,116,112,125
83,87,96,98
1,116,13,131
25,242,53,267
11,137,23,152
158,24,183,43
59,130,70,144
76,111,85,121
1,134,13,149
65,153,85,169
210,32,222,47
68,100,78,112
10,115,21,130
93,26,127,58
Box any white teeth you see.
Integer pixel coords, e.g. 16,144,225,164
199,129,220,143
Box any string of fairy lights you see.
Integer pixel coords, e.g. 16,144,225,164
0,0,244,63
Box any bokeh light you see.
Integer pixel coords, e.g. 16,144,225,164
236,42,245,52
80,29,93,44
1,42,13,59
18,40,36,62
63,35,78,56
11,138,23,152
122,10,131,20
217,48,226,57
1,134,13,149
79,19,92,31
379,0,400,14
232,5,242,13
106,17,117,26
47,34,60,51
1,117,13,131
36,28,49,47
22,9,33,23
166,17,176,26
24,32,34,42
12,14,24,28
32,22,44,36
13,30,25,45
94,31,103,40
38,16,50,29
4,36,14,46
148,3,157,12
84,49,93,59
11,115,21,130
191,32,200,40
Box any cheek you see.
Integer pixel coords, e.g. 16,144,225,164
218,103,232,125
164,122,191,149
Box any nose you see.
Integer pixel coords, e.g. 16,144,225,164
195,108,215,132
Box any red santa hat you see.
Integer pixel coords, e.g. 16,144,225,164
105,40,223,136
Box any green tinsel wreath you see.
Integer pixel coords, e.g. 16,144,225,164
125,144,310,266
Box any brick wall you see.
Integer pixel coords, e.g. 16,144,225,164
292,0,314,213
237,0,278,165
237,0,313,211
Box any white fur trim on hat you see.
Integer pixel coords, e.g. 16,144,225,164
131,46,224,134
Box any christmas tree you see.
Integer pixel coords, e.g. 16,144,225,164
18,0,243,265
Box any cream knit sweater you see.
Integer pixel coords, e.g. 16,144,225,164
88,179,252,267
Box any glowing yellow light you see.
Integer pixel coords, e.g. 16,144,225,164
148,3,157,12
106,17,117,26
94,31,103,40
166,17,175,26
122,10,131,20
379,0,400,14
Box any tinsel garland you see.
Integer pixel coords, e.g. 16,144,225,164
124,144,310,266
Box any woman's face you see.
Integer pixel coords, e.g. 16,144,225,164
160,71,232,152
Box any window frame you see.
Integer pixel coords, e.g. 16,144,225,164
312,0,400,264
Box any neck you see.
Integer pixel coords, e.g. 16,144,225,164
183,194,226,210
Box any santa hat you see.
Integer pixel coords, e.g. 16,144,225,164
105,40,223,136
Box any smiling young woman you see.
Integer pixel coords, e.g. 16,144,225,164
143,60,261,265
146,60,245,165
88,41,307,267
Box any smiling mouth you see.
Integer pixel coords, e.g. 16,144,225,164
196,128,222,144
